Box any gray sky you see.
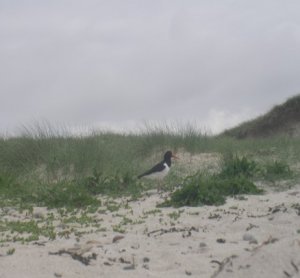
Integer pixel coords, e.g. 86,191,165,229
1,0,300,135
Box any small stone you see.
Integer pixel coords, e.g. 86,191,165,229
54,273,62,278
199,242,207,248
216,238,226,244
123,264,135,270
243,233,257,243
131,243,140,250
119,257,131,264
108,257,116,263
143,257,150,263
185,270,192,276
143,264,149,270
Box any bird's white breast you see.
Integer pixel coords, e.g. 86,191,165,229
146,163,170,180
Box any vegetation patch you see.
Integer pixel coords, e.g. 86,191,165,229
0,219,56,243
84,169,143,197
219,154,258,178
262,160,293,181
222,94,300,138
0,119,299,211
160,154,264,208
160,173,262,207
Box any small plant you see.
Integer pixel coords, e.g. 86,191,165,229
168,210,183,221
291,203,300,216
160,169,263,208
159,174,222,207
2,220,56,242
62,214,95,227
40,181,101,208
263,160,293,181
112,224,126,234
187,211,199,216
105,200,121,212
84,170,142,197
220,153,258,178
143,209,162,216
120,216,133,225
6,248,15,255
229,206,238,210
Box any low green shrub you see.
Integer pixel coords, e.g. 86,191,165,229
220,153,258,178
262,160,293,180
84,169,142,197
37,181,101,208
161,153,264,208
0,175,100,209
160,172,263,207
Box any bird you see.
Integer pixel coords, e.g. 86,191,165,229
138,151,178,183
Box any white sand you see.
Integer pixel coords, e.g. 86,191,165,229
1,185,300,278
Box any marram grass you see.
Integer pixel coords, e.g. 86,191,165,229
0,123,299,209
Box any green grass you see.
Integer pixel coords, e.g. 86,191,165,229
6,248,15,255
160,154,266,207
219,153,258,178
160,173,263,208
0,219,56,242
262,160,293,181
222,94,300,138
0,122,299,209
160,153,297,208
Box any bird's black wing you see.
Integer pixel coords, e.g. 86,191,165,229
138,162,166,179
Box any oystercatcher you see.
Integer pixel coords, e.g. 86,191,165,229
138,151,178,180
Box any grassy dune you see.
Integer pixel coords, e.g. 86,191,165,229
223,94,300,138
0,122,299,210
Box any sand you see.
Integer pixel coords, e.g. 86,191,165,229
1,184,300,278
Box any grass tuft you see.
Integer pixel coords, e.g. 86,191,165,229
160,153,264,208
220,153,258,178
160,173,262,207
262,160,293,181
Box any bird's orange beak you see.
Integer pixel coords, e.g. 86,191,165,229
172,154,179,159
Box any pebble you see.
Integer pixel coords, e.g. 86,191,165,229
119,256,131,264
123,265,135,270
243,233,258,244
131,243,140,250
199,242,207,248
143,257,150,263
143,264,149,270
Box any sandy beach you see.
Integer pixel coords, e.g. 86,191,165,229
1,184,300,278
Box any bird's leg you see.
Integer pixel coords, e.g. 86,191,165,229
157,180,162,193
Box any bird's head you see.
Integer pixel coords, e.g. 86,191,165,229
164,150,179,161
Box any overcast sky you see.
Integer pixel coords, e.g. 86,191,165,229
1,0,300,135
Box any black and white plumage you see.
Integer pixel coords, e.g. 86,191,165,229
138,151,178,180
